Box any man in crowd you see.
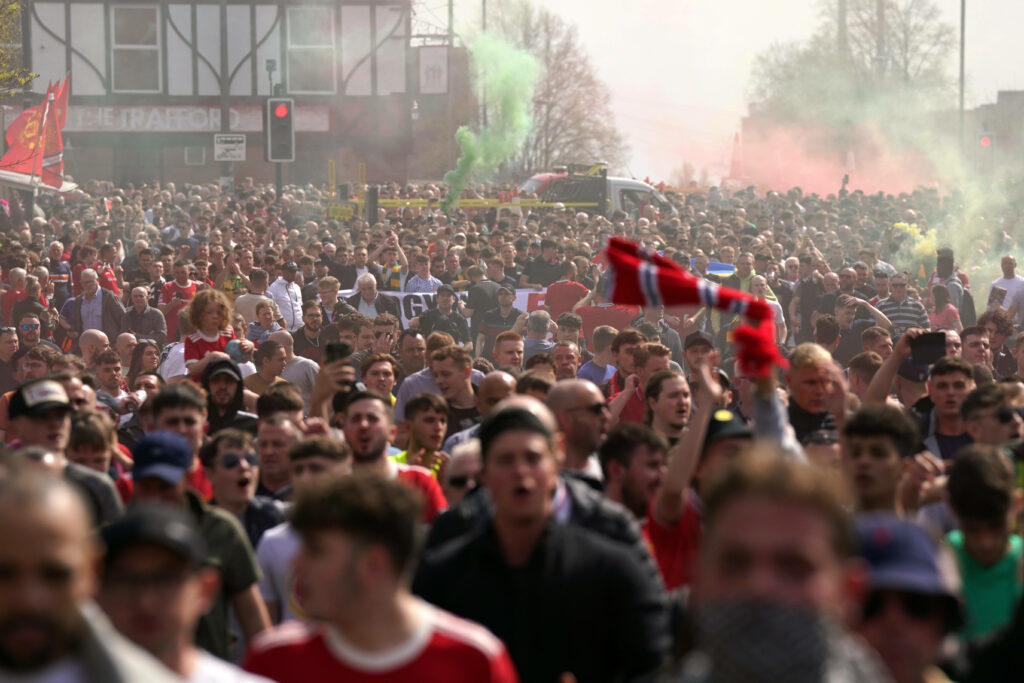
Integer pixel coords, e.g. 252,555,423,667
246,475,517,681
877,272,930,335
122,285,167,347
202,357,259,435
235,269,283,325
552,340,581,381
60,268,124,349
346,272,400,320
547,378,610,485
492,330,525,373
443,370,517,452
476,284,523,360
0,471,178,681
267,261,303,331
291,300,324,362
97,504,274,681
414,402,669,681
841,404,919,514
255,415,301,501
157,261,196,341
432,346,481,440
413,284,472,350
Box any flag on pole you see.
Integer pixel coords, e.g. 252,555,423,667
0,76,68,188
602,237,787,377
39,80,68,189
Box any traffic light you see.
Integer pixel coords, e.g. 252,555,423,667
979,133,993,148
265,97,295,162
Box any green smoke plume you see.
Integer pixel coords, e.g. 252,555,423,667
441,35,540,214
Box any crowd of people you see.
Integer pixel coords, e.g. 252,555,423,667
0,176,1023,682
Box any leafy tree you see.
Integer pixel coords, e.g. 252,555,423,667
487,1,628,174
0,0,33,99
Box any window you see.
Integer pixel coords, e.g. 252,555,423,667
184,146,206,166
111,6,161,93
287,7,335,94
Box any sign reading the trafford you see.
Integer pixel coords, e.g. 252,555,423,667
214,134,247,162
64,106,331,133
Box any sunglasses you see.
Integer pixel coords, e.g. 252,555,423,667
20,324,39,331
992,406,1024,424
568,401,607,415
448,475,477,490
220,452,259,469
862,590,944,622
0,327,16,333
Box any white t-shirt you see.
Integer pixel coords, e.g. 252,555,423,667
190,650,275,683
159,342,186,380
281,356,319,414
256,522,303,623
990,275,1024,314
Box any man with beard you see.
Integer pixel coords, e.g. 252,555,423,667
546,379,610,485
291,300,324,362
0,471,177,682
202,357,258,436
340,390,447,522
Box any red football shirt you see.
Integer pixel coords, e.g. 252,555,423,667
244,604,519,683
643,493,702,590
389,460,447,523
161,280,198,341
184,329,236,370
544,280,589,320
576,304,641,351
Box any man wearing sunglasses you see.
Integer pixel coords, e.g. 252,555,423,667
877,274,929,336
854,516,962,683
14,312,60,355
962,383,1024,446
201,429,283,549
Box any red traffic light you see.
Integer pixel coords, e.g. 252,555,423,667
274,103,289,118
980,135,992,147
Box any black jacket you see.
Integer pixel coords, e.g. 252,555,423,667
202,358,258,436
426,474,662,588
414,519,670,683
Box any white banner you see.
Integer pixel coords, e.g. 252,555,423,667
341,287,548,328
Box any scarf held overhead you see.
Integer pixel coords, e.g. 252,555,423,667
602,237,787,377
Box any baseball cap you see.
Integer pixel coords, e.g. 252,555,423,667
102,503,206,569
684,331,714,351
9,379,71,419
281,261,298,271
498,284,515,294
856,514,963,631
703,409,752,450
436,284,455,296
132,431,192,485
204,357,242,383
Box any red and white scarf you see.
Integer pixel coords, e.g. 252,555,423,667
602,237,787,377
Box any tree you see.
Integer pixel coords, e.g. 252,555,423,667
749,0,956,125
487,1,628,174
0,0,33,99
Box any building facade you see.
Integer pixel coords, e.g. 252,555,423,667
18,0,461,185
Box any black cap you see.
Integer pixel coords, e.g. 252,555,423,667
897,357,929,383
9,379,71,419
282,261,298,271
479,408,552,458
101,503,206,569
203,357,242,383
436,284,455,296
703,409,753,450
684,331,714,351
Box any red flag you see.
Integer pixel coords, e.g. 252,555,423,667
602,237,787,377
0,84,53,176
39,81,66,188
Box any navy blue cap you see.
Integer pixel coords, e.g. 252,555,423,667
132,431,192,485
856,514,952,596
897,357,929,383
102,503,206,568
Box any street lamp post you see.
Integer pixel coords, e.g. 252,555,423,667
959,0,966,152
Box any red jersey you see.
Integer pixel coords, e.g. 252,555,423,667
642,493,702,590
160,280,198,341
184,329,236,369
576,304,641,351
544,280,589,320
244,604,519,683
389,460,447,523
97,263,120,295
0,288,25,324
610,388,646,425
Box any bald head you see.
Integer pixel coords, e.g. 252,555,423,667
476,371,517,418
545,378,602,414
268,330,294,355
491,394,559,435
78,330,109,364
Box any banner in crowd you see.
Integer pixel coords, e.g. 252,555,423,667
340,287,548,328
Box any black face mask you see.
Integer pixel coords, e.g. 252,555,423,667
693,600,829,683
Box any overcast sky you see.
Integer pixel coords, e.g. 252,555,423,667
446,0,1024,181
